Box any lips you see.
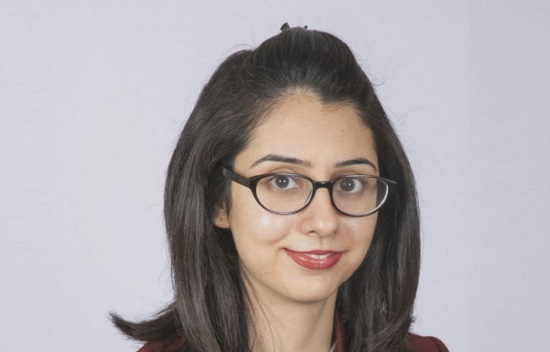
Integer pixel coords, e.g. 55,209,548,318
284,249,343,270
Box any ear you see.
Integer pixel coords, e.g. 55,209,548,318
213,207,231,229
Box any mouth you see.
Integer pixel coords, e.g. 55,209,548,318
284,249,343,270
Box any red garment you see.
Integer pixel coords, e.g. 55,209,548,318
138,331,448,352
408,334,449,351
137,311,448,351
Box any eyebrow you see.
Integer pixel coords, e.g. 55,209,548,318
335,157,378,172
250,154,377,172
250,154,312,169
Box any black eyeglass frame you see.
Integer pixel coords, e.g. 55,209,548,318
222,167,396,217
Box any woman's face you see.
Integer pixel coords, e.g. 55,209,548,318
215,92,379,305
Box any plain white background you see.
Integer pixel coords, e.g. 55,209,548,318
1,1,549,351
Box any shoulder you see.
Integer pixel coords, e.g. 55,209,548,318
407,333,449,352
137,337,184,352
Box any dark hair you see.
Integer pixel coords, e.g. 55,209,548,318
112,25,420,352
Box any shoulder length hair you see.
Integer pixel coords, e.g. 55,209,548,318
113,25,420,352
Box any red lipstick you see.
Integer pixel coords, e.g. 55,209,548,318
284,249,343,270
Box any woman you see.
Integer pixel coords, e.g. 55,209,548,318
112,24,449,352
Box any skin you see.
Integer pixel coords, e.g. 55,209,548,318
215,91,379,352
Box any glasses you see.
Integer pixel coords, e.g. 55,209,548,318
222,167,396,217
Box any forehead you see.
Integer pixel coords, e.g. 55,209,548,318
235,92,378,171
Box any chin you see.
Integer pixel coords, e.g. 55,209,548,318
281,280,341,304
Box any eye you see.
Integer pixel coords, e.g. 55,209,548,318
267,174,300,190
334,176,366,194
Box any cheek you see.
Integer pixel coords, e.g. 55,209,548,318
346,214,378,250
229,186,294,244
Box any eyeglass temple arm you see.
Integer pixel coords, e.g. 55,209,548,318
222,167,250,187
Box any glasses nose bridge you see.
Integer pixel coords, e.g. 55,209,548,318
312,180,332,189
309,180,334,202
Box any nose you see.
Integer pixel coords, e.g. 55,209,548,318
299,187,339,237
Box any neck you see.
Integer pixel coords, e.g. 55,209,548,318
246,288,337,352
